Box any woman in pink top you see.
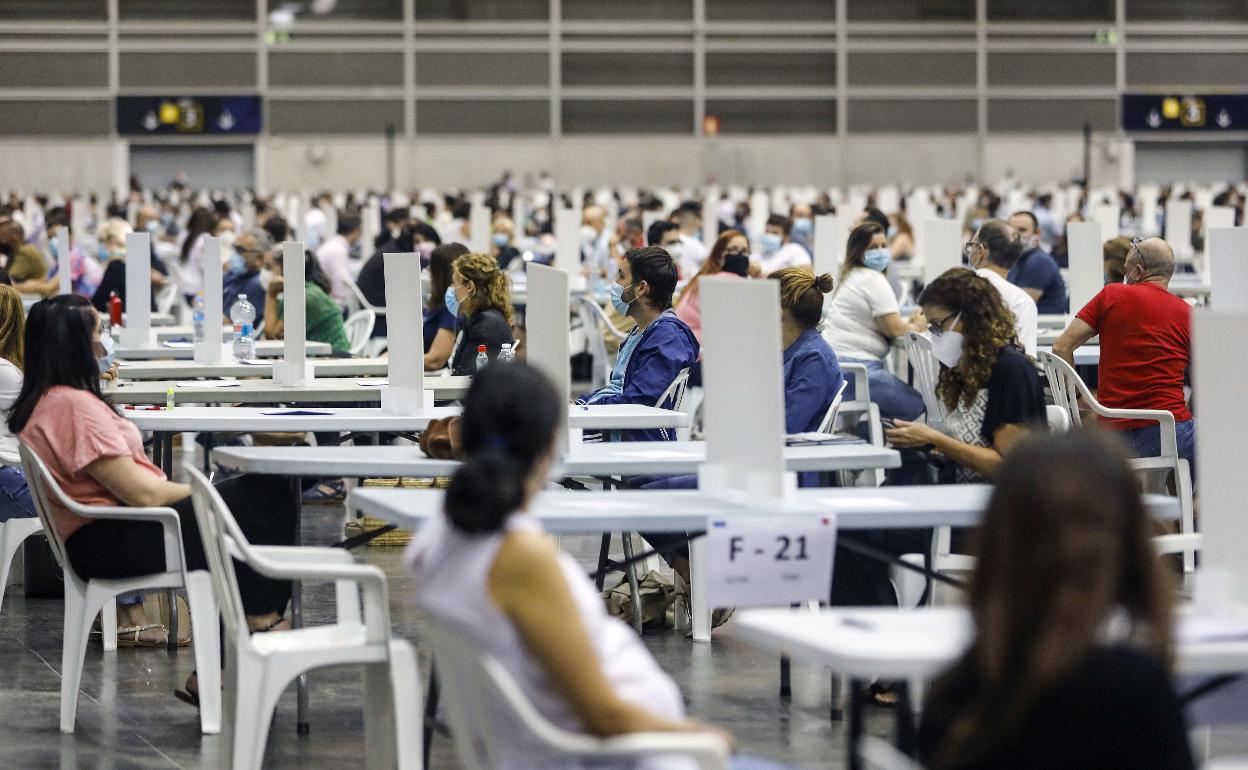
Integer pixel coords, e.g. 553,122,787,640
11,295,296,705
673,229,751,343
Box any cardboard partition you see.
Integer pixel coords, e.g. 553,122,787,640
120,232,152,347
813,215,848,278
1207,228,1248,312
380,252,430,413
920,219,962,285
194,236,224,364
1165,199,1194,257
1092,202,1119,242
56,228,72,296
469,192,490,253
1066,221,1104,314
554,205,580,273
272,241,312,385
525,264,571,447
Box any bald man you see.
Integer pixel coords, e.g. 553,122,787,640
1053,237,1194,464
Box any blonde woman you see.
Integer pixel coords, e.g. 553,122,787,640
0,285,33,522
446,252,514,375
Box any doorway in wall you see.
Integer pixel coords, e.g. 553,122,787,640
129,143,255,191
1134,142,1248,186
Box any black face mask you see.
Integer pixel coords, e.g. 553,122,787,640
722,251,750,277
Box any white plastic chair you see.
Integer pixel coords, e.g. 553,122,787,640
902,332,946,426
1040,351,1196,572
658,366,693,442
346,276,386,317
154,281,178,316
20,443,221,735
1045,403,1071,433
858,736,928,770
0,449,42,615
817,379,851,434
184,465,420,770
343,308,377,356
576,296,629,391
425,618,729,770
836,363,886,487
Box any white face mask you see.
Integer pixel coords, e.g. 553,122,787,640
258,268,274,291
930,313,964,369
580,225,599,243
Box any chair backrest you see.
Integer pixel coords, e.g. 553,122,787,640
1045,403,1071,433
345,275,380,313
343,308,377,356
1038,350,1086,429
154,282,178,315
18,444,78,588
903,331,946,424
657,366,692,414
575,296,624,391
817,378,851,434
183,465,254,643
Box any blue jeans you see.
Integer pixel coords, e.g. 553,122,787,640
731,757,803,770
840,358,925,422
1121,418,1196,479
0,466,34,522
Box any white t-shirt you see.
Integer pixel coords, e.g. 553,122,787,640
821,266,899,361
0,359,22,455
316,234,352,306
977,268,1037,357
756,241,811,277
677,233,709,279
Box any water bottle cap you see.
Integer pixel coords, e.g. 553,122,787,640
477,345,486,352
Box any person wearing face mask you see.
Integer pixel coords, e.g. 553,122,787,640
89,218,168,313
1053,237,1194,468
315,212,360,308
0,219,48,290
673,201,710,279
579,246,698,443
965,219,1037,357
444,251,515,376
822,222,925,423
25,207,104,299
885,268,1045,484
1006,210,1068,314
423,243,469,372
356,221,441,338
223,228,272,328
490,215,521,271
754,215,811,277
261,248,351,355
673,230,751,344
788,202,815,254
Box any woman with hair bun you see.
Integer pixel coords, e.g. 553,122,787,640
772,267,845,436
407,362,798,770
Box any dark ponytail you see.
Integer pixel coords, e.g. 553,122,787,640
444,362,563,534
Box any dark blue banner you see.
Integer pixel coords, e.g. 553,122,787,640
116,96,262,135
1122,93,1248,132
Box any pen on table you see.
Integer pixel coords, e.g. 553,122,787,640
841,617,875,631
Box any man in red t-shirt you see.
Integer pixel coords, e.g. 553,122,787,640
1053,237,1193,463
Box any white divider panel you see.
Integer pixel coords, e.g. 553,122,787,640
920,219,962,285
70,198,87,248
907,191,935,227
285,196,302,241
1006,189,1030,216
697,276,788,504
1092,203,1118,242
1193,310,1248,612
194,237,224,364
242,203,256,231
56,228,72,296
322,203,338,244
469,192,490,253
512,196,528,244
702,186,720,247
120,232,152,347
381,252,430,414
272,242,312,386
748,190,770,246
554,205,580,272
1165,200,1194,256
1205,206,1235,234
525,264,571,447
1066,221,1104,313
1207,228,1248,312
641,210,662,237
361,198,380,256
813,215,848,277
877,186,899,215
1139,185,1160,236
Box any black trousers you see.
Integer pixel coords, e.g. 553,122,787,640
64,475,295,616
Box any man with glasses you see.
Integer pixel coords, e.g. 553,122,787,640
223,227,273,327
1052,236,1194,465
1008,210,1068,314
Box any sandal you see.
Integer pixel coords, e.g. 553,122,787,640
250,615,291,634
301,480,345,505
116,623,172,648
175,671,199,708
866,681,899,708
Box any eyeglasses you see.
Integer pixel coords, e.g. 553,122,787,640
927,314,956,335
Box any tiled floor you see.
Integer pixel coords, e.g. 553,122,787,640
2,498,1245,769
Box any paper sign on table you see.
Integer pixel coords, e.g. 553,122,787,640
706,514,836,608
175,381,240,388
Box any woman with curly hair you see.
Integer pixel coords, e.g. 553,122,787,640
447,251,515,375
885,268,1045,483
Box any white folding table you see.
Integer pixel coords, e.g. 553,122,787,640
115,339,332,360
116,357,391,380
110,376,471,405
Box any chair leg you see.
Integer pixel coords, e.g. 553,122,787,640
185,572,221,734
689,536,711,643
101,597,118,652
1178,460,1196,574
233,654,280,770
620,533,644,634
364,661,399,770
0,523,15,615
59,587,98,733
594,533,611,591
388,640,423,770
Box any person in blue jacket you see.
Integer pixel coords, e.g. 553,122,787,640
579,246,699,443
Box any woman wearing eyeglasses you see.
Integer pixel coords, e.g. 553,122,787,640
884,268,1046,483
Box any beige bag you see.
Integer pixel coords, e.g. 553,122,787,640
603,570,676,631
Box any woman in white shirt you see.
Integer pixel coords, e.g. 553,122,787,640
821,222,925,421
175,206,216,300
0,285,35,521
407,362,796,770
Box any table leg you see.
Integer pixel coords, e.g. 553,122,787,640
689,536,711,643
848,676,865,770
422,664,440,768
202,431,214,476
895,681,917,757
779,656,791,698
289,477,309,734
620,533,643,634
162,432,175,478
594,534,611,591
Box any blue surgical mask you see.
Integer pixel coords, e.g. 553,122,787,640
492,232,509,248
145,220,160,235
792,217,813,235
98,243,111,261
227,251,245,274
761,233,783,255
863,247,891,272
445,285,461,316
96,333,115,374
49,238,59,259
609,281,637,315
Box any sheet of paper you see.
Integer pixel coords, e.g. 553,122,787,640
815,496,906,510
162,341,194,349
355,378,389,387
616,450,695,460
175,380,240,388
568,499,647,512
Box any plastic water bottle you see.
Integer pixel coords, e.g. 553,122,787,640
229,293,257,361
475,344,489,372
498,343,514,364
192,292,206,344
